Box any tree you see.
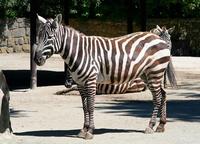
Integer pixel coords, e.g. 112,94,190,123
139,0,146,31
30,0,38,89
0,0,29,19
88,0,96,18
127,0,133,34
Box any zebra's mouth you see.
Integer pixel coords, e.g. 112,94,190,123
34,56,46,66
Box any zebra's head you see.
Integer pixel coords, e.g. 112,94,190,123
34,14,62,66
150,25,175,49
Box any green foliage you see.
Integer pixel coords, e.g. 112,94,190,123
70,0,104,18
0,0,29,19
147,0,200,18
182,0,200,17
38,0,64,18
0,0,199,19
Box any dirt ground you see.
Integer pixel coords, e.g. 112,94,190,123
0,53,200,144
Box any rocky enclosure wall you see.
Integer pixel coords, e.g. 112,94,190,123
0,18,30,53
0,18,199,56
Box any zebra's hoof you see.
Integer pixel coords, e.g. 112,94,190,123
77,129,86,138
144,127,154,134
84,132,93,140
155,125,165,133
65,83,72,88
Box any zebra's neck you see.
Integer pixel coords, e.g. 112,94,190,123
59,26,89,72
159,35,172,50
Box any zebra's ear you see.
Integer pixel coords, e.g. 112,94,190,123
37,14,47,24
52,14,62,29
168,26,175,34
162,26,167,31
150,26,161,35
56,14,62,24
156,25,162,32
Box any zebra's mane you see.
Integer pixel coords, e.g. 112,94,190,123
63,24,86,36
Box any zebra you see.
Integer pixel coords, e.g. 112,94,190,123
62,25,175,94
0,70,12,133
56,77,146,95
35,14,177,139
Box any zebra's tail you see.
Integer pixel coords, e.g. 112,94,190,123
166,58,178,88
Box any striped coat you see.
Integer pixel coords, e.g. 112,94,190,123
64,25,175,94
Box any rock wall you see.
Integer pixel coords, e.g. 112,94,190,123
0,18,30,53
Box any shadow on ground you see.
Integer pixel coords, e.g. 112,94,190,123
13,99,200,138
15,128,143,137
96,99,200,122
3,70,65,90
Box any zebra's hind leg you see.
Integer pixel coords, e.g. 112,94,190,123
145,82,162,134
156,88,167,132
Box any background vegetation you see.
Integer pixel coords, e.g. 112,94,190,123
0,0,199,56
0,0,199,19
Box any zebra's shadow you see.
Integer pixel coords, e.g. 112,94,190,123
15,128,143,137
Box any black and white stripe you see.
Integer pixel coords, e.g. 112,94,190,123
35,14,177,139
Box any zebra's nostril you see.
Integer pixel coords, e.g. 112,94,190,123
38,57,42,63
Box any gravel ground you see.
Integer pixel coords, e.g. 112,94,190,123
0,53,200,144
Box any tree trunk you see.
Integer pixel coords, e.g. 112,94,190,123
0,70,12,133
139,0,147,31
30,0,38,89
127,0,133,34
77,0,83,17
89,0,96,19
63,0,69,25
63,0,73,88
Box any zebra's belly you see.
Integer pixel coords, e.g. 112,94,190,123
96,71,135,85
96,73,112,84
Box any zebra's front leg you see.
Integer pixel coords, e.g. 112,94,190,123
77,87,96,139
77,96,89,138
85,88,96,139
77,88,89,138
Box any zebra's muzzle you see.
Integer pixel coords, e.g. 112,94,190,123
34,51,46,66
